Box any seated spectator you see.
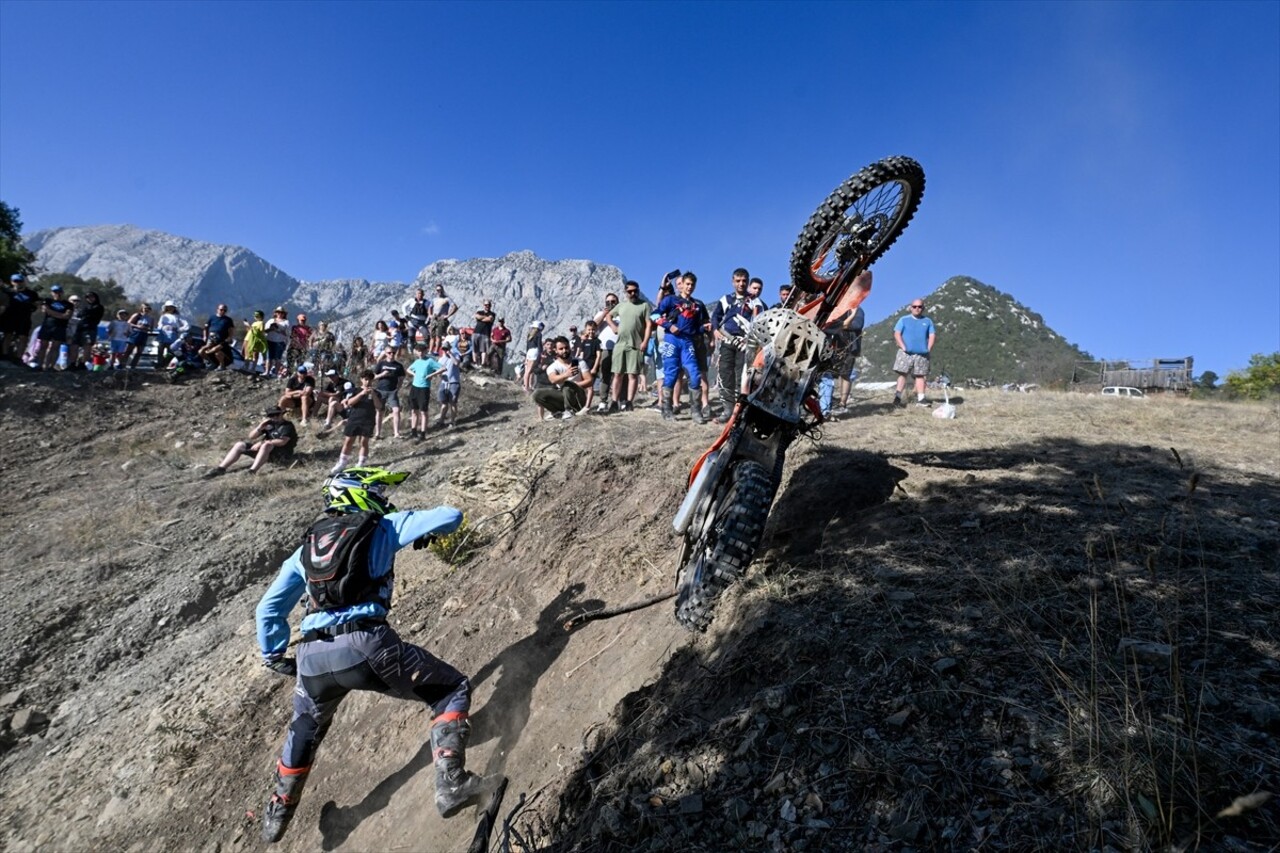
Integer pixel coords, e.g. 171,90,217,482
122,302,155,370
278,365,317,426
532,336,593,420
203,406,298,477
200,304,235,370
318,368,355,431
155,301,186,367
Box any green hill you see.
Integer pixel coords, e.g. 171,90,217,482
859,276,1090,386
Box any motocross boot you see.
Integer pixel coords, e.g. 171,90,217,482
431,716,488,817
261,762,310,843
660,388,674,421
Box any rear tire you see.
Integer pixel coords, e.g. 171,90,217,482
790,156,925,293
674,460,774,632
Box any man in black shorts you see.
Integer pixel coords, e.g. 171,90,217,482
372,349,406,440
331,370,381,473
204,406,299,476
34,284,73,370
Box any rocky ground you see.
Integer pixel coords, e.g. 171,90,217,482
0,364,1276,852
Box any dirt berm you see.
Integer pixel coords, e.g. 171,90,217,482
1,366,1277,851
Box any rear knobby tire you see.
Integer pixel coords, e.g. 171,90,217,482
674,460,774,632
790,156,925,293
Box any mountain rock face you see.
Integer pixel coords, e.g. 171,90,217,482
26,226,627,357
860,276,1088,386
24,225,298,318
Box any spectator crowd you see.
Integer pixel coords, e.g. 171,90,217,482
3,266,877,476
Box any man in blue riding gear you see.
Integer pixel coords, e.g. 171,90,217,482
654,271,711,423
254,467,486,843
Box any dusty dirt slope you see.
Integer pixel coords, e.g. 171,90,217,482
0,366,1277,852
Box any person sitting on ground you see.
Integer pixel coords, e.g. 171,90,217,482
253,467,482,844
532,335,593,421
317,368,352,431
200,304,235,370
330,370,381,472
204,406,299,477
155,301,186,367
278,365,317,426
406,343,441,440
121,302,155,370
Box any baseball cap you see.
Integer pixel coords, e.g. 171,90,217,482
163,300,176,308
325,369,337,376
50,284,63,292
296,365,308,373
10,273,25,282
264,406,285,417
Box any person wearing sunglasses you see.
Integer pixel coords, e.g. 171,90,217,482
892,299,936,407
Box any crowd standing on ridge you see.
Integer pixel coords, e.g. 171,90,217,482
0,267,951,478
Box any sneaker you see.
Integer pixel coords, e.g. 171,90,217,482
620,401,633,413
201,466,227,479
543,413,556,421
606,401,619,415
916,400,931,408
595,401,608,413
715,413,730,425
561,410,575,420
692,408,706,425
577,406,591,416
832,405,849,416
893,394,904,407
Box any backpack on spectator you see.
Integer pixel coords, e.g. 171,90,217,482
301,511,385,611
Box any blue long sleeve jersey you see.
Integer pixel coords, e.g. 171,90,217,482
255,507,463,660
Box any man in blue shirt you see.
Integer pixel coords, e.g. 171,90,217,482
892,298,937,407
254,467,485,841
406,344,441,440
200,304,235,370
654,272,712,423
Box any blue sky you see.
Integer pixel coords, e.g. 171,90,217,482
1,0,1276,376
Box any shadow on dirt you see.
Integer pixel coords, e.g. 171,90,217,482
318,742,433,851
540,436,1280,851
766,446,903,560
469,583,604,778
315,585,600,849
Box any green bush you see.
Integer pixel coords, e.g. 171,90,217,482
1224,352,1280,400
428,514,487,566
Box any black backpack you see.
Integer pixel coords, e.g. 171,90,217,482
301,511,385,611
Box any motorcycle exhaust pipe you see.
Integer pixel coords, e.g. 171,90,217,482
673,451,719,535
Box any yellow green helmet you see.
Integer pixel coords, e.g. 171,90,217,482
323,466,410,514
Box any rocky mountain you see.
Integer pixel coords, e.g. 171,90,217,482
25,226,626,354
859,275,1089,386
24,225,298,319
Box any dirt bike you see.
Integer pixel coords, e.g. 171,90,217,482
672,156,925,631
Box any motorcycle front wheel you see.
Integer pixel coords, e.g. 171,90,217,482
674,460,774,633
790,156,925,294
